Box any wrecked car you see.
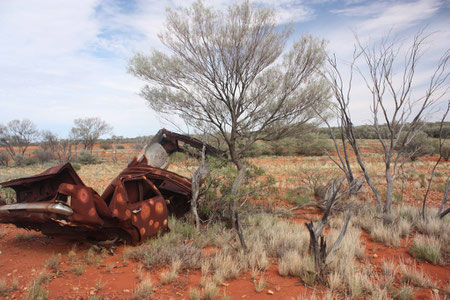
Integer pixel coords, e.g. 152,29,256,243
0,129,223,244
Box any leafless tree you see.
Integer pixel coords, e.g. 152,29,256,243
305,179,351,277
318,51,367,196
358,31,449,213
41,130,59,153
128,1,329,249
0,119,39,159
422,100,449,219
326,31,449,213
70,117,113,152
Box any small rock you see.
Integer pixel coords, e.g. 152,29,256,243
432,289,439,294
0,250,2,254
267,290,274,295
7,273,11,276
123,289,130,293
241,295,247,298
73,287,79,291
89,291,95,295
221,283,229,287
275,286,281,291
373,254,378,258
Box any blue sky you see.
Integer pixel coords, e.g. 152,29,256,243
0,0,449,138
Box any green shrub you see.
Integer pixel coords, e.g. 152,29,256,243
244,142,272,157
34,148,54,163
401,131,434,161
441,143,450,161
293,133,333,156
71,163,81,171
14,154,36,167
76,151,100,165
100,143,112,150
116,144,125,149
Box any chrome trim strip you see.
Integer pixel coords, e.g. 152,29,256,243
0,203,73,216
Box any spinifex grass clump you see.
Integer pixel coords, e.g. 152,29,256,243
409,235,442,264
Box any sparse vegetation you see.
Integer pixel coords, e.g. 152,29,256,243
189,288,201,300
71,265,84,276
26,280,49,300
132,279,154,300
45,254,61,274
202,281,219,300
77,150,100,165
409,235,442,264
0,278,19,296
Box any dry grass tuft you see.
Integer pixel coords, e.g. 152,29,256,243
189,288,201,300
159,258,182,284
67,245,77,265
132,279,154,300
394,286,414,300
26,280,48,300
71,264,84,276
202,281,219,300
327,271,344,293
0,278,19,296
409,235,441,264
398,260,435,288
253,275,266,293
370,222,400,246
45,254,61,274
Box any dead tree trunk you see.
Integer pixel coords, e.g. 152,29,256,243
304,179,351,277
437,178,449,219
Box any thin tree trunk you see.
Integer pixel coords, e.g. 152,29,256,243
422,157,442,219
191,145,209,231
229,158,248,251
384,164,393,213
352,142,382,211
437,178,449,219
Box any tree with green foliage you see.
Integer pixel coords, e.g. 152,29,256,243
129,0,329,248
70,117,112,153
0,119,39,159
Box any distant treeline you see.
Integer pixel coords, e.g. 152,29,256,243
316,122,450,140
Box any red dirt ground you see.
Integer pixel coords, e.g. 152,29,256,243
1,146,449,299
1,210,448,299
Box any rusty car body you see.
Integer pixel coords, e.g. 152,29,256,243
0,129,222,244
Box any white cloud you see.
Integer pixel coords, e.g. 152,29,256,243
0,0,448,138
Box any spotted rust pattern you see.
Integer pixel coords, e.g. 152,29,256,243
0,160,190,244
0,129,221,244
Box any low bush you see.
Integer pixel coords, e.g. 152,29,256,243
100,143,112,150
76,151,100,164
116,144,125,149
71,163,81,171
400,131,434,161
293,133,333,156
13,154,36,167
34,148,54,163
441,143,450,161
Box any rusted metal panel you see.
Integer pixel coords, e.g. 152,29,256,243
0,129,219,244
